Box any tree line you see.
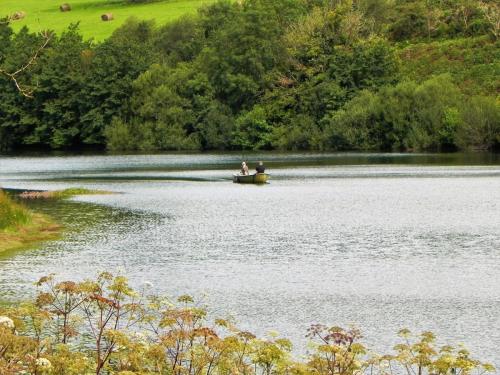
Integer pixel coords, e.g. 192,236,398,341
0,0,499,152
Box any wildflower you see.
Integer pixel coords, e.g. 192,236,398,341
131,331,149,345
35,357,52,369
379,361,389,369
268,330,280,338
0,315,15,330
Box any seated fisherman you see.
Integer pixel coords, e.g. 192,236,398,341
255,161,265,174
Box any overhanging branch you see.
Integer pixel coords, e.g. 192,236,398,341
0,30,53,98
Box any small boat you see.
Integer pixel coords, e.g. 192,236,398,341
233,173,269,184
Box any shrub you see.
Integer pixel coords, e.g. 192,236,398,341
322,75,470,151
457,95,500,150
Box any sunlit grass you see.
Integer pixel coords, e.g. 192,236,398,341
0,0,216,41
53,187,114,198
0,190,32,230
0,190,60,253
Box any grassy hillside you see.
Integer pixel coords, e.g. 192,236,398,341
0,0,215,40
398,36,500,97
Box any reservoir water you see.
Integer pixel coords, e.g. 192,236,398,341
1,152,499,365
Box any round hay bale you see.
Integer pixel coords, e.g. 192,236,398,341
60,4,72,12
101,13,114,21
11,11,26,20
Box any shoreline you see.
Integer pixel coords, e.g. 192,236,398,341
0,187,112,254
0,212,61,254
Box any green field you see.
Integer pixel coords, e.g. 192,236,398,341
1,0,215,40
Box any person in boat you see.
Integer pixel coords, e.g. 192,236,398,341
255,161,265,174
241,161,249,175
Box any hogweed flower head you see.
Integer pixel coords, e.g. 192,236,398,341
35,357,52,369
0,315,15,330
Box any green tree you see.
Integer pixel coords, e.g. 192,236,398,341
0,26,52,150
323,75,466,151
233,106,272,149
26,24,90,148
79,18,157,147
199,0,291,112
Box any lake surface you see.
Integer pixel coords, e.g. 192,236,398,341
1,152,499,365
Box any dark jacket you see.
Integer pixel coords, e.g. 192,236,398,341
256,164,265,173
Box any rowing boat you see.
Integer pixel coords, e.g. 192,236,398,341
233,173,269,184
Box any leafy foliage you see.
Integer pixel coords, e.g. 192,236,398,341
0,0,499,152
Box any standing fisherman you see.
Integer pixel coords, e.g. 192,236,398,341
241,162,249,175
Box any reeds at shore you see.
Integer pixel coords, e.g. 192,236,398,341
0,190,60,253
0,190,32,230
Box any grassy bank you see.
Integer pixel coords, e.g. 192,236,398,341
0,190,60,254
0,0,216,40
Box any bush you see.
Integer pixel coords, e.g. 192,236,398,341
271,114,322,150
322,75,471,151
457,95,500,150
104,117,137,151
322,89,385,150
387,2,427,41
233,106,273,150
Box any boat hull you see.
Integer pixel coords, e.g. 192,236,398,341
233,173,269,184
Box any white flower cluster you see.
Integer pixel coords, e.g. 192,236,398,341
35,357,52,369
0,315,15,330
143,281,154,289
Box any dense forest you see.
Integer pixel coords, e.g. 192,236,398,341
0,0,499,152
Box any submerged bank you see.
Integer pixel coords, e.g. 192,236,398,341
18,187,114,200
